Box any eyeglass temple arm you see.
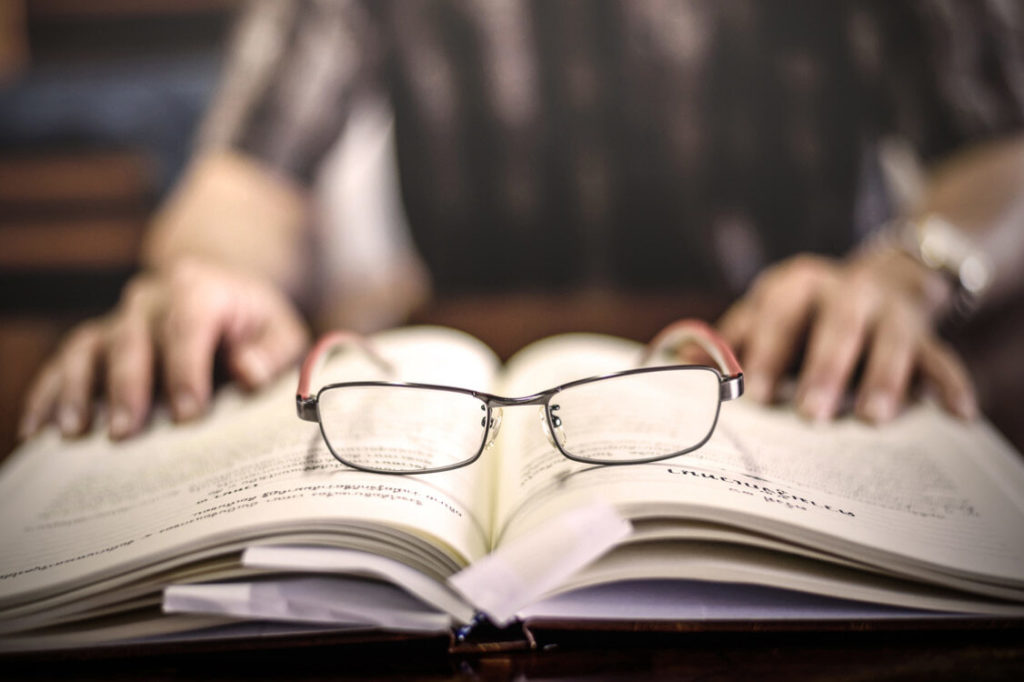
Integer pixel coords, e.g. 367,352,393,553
296,331,394,403
642,319,744,399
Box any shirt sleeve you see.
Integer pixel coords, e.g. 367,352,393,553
859,0,1024,164
195,0,383,185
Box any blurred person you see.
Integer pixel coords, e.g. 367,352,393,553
18,0,1024,442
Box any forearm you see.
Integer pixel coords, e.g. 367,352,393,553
142,149,312,303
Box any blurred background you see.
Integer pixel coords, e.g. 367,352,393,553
0,0,239,455
0,1,1022,458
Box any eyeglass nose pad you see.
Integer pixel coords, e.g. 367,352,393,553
484,407,503,449
540,404,566,449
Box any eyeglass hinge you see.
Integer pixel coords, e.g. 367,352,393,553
720,374,744,402
296,395,319,421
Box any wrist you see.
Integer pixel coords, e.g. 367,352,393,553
861,214,993,322
893,213,994,319
853,235,956,322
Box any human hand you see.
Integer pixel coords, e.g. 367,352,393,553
19,259,310,440
717,250,978,423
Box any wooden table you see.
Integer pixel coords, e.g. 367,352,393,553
3,621,1023,680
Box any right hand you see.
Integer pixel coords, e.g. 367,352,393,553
19,259,310,441
717,252,976,423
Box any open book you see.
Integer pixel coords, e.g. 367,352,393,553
1,325,1024,652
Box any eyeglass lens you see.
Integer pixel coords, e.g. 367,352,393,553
318,385,489,473
550,368,721,463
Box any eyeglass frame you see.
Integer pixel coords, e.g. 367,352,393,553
296,319,744,475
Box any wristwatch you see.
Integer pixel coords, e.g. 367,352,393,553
897,213,994,316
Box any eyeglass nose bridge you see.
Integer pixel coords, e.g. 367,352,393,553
483,392,567,451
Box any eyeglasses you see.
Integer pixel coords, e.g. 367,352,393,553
296,320,744,475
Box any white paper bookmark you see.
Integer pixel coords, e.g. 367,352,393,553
448,503,633,626
163,577,453,632
242,545,476,624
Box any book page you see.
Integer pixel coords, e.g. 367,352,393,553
488,334,637,535
547,541,1024,617
520,578,955,623
491,333,1024,597
0,327,500,614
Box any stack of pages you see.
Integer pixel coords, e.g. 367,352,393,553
1,326,1023,652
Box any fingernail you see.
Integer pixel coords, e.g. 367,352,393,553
174,391,200,421
109,407,134,439
799,386,836,423
238,348,270,386
862,392,895,423
955,395,978,421
59,405,83,436
745,373,770,403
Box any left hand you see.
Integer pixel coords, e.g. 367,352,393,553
717,249,978,423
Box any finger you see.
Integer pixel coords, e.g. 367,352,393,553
796,278,879,421
105,315,155,439
716,300,753,352
854,304,920,423
161,287,227,421
675,344,714,367
740,283,817,404
226,302,309,390
55,324,105,437
919,339,978,420
19,362,61,439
